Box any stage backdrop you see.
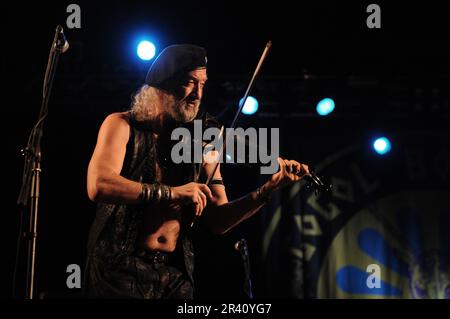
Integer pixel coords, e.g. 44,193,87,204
259,121,450,298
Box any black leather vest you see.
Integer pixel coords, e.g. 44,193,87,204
86,114,201,283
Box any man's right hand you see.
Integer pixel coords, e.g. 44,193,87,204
170,182,213,216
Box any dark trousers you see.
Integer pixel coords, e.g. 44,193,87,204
85,251,193,299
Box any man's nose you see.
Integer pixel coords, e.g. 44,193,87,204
192,84,202,100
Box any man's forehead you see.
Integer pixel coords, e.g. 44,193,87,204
187,68,208,80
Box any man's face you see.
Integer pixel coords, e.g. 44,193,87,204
167,68,207,123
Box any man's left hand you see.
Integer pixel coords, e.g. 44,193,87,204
265,157,310,193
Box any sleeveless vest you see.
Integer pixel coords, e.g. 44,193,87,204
86,114,202,284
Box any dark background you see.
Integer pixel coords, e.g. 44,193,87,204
2,0,449,299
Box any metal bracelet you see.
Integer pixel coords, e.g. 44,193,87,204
141,183,152,203
156,184,162,203
142,183,173,204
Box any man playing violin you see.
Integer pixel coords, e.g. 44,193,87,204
84,44,310,298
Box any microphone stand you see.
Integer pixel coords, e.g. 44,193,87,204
16,25,67,299
235,238,253,299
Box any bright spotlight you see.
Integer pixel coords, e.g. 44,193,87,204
240,96,259,115
316,98,335,116
137,41,156,61
373,137,392,155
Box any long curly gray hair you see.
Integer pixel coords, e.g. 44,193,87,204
130,85,176,122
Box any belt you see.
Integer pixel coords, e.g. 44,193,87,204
136,250,170,264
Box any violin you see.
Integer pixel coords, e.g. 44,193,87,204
190,41,332,227
303,170,332,195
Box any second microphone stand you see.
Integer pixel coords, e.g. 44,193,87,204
235,238,254,299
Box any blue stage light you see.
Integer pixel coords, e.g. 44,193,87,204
137,41,156,61
316,98,335,116
240,96,259,115
373,137,392,155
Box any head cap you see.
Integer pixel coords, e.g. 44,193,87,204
145,44,207,88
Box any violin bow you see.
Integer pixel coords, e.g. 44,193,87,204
190,41,272,227
205,41,272,186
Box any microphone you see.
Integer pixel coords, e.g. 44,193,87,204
234,238,248,255
53,25,69,53
43,25,69,97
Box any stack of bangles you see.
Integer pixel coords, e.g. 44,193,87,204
140,183,171,203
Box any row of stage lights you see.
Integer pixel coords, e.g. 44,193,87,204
137,41,391,156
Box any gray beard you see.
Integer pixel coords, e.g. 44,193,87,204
167,97,200,123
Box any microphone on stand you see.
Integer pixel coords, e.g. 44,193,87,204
53,25,69,53
17,25,69,299
43,26,69,99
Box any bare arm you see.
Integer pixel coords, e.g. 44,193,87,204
87,112,214,213
87,112,143,204
203,158,309,234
